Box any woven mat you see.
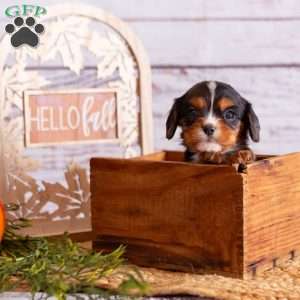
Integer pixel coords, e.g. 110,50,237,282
97,257,300,300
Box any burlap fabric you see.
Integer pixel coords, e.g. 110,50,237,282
98,257,300,300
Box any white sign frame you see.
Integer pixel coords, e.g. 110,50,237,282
23,88,121,148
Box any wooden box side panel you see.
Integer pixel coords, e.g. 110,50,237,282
132,151,167,161
91,158,244,277
244,153,300,276
134,151,185,162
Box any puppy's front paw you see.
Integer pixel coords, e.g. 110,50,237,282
199,151,225,164
225,149,255,165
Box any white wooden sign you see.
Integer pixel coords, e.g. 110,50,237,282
24,89,120,147
0,3,153,237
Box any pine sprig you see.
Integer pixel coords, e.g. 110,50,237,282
0,217,148,300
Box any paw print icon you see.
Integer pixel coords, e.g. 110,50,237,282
5,16,45,47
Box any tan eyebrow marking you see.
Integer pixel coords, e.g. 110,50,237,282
218,97,235,111
190,96,207,109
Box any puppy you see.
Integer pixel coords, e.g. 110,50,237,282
166,81,260,165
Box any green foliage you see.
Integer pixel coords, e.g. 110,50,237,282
0,218,148,300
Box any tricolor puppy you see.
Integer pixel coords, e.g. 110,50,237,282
166,81,260,165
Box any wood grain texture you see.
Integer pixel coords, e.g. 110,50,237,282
91,153,245,277
132,151,167,161
3,20,299,67
97,0,300,20
3,4,300,67
91,151,300,278
130,20,300,66
1,0,300,21
244,152,300,276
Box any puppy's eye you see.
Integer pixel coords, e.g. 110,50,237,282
188,107,198,116
224,110,236,120
183,107,201,125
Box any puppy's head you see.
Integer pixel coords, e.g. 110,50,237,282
166,81,260,153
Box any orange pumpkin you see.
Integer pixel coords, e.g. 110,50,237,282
0,199,5,241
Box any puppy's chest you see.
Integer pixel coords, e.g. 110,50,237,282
196,141,223,153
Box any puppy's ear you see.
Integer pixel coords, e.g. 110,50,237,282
245,101,260,142
166,97,182,139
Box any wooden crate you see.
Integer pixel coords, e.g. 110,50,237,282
90,150,300,278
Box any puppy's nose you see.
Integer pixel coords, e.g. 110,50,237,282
203,124,216,136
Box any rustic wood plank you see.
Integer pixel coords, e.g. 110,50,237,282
133,151,167,161
2,0,299,21
129,20,300,66
3,19,300,67
244,152,300,276
91,155,244,277
165,151,185,162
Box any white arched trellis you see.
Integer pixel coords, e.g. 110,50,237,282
0,3,153,235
